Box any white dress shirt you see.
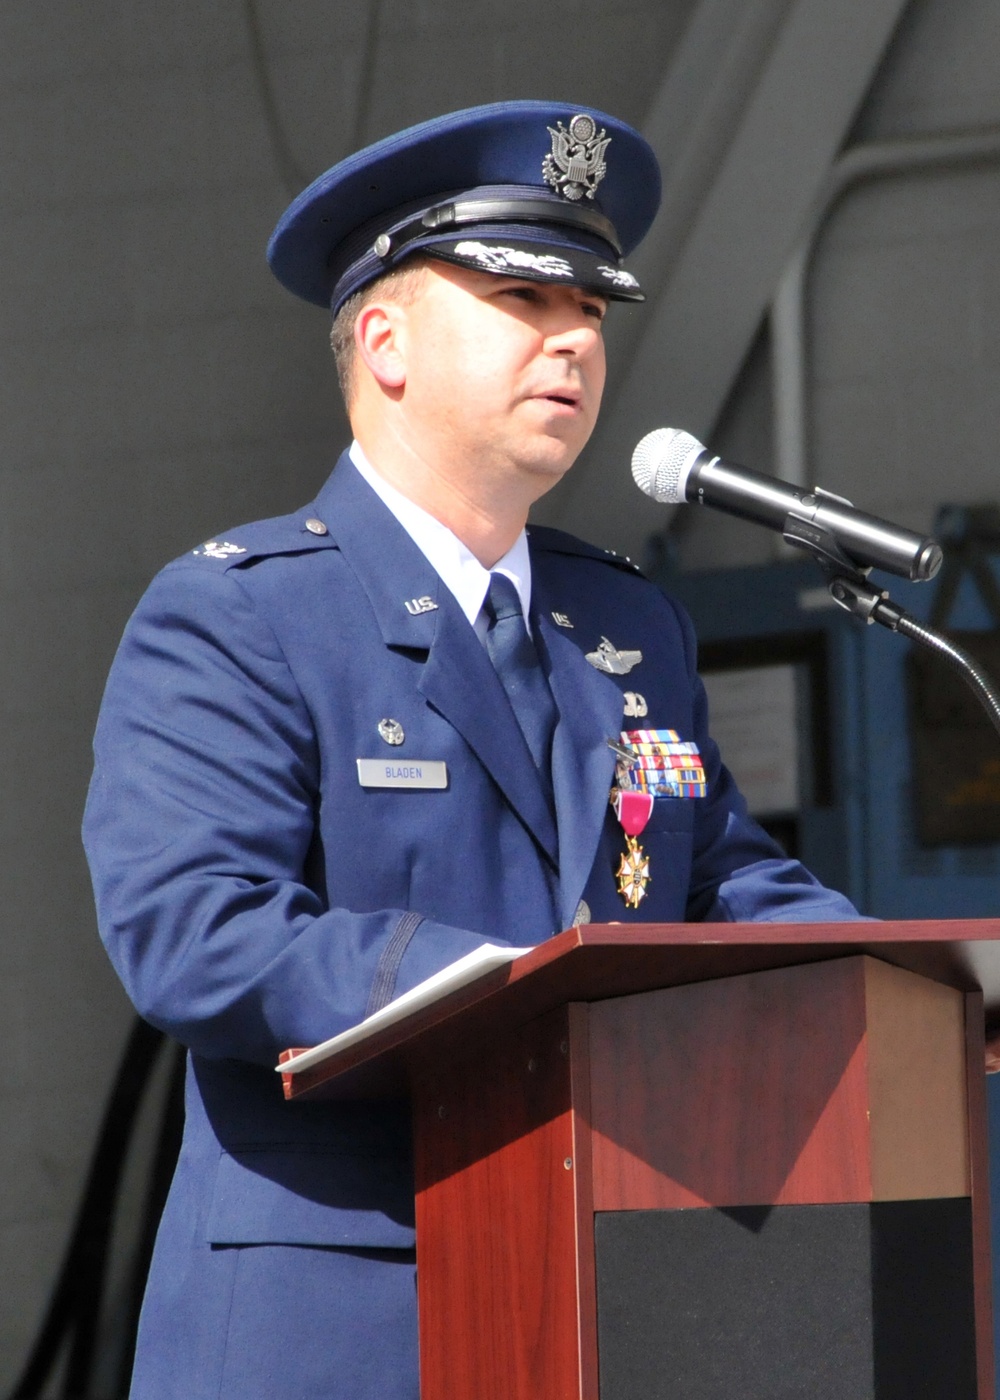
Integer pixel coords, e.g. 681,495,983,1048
349,441,532,639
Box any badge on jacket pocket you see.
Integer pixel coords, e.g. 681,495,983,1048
356,759,448,789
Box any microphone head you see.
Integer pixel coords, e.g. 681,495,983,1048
631,427,707,503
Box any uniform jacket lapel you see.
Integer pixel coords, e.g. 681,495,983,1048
315,456,559,866
531,578,622,929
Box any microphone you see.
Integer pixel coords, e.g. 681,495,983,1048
631,427,943,582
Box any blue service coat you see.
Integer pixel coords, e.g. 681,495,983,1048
83,453,860,1397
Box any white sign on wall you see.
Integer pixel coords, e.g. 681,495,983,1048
701,664,800,815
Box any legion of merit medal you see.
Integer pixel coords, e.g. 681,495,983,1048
612,787,654,909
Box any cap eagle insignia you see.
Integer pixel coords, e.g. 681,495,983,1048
542,114,610,202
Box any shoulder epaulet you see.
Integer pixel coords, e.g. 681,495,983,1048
184,509,338,569
527,524,643,575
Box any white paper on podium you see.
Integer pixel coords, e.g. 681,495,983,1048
277,943,534,1075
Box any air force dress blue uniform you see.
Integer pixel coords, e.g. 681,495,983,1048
84,457,860,1397
83,101,861,1398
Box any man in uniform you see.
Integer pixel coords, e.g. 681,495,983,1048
83,101,861,1399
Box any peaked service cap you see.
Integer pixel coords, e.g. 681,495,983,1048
267,100,661,316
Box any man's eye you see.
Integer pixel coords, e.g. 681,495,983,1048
582,301,607,322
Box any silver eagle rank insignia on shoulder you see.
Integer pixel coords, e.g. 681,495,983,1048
542,113,610,202
193,540,247,560
585,636,642,676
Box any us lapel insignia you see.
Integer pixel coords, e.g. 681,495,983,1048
623,691,647,718
404,595,438,616
551,611,574,628
585,636,642,675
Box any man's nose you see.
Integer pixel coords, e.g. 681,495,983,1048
546,319,603,358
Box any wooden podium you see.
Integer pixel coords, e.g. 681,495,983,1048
283,921,1000,1398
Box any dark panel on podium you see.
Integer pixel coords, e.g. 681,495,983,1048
594,1200,977,1399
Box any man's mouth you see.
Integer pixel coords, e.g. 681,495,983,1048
537,389,581,408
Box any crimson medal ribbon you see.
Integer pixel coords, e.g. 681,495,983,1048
612,788,653,909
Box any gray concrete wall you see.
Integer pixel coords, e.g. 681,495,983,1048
0,9,329,1379
671,0,1000,574
810,0,1000,535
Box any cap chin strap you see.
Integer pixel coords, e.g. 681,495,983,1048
370,193,623,264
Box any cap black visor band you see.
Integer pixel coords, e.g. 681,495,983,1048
381,193,623,260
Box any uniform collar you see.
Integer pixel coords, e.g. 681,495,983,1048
349,441,532,630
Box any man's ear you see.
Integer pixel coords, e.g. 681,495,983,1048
354,300,408,390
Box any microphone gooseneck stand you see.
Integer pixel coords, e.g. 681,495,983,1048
782,516,1000,741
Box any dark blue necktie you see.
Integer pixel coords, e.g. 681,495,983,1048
484,572,558,784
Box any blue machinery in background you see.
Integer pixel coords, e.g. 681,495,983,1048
653,549,1000,919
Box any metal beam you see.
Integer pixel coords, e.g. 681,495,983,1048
539,0,912,560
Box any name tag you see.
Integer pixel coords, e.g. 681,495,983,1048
356,758,448,790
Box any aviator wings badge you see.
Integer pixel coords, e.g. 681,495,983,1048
585,636,642,676
543,113,610,202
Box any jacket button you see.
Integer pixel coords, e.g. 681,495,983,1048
305,517,328,535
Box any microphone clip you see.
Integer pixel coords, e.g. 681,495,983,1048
781,513,891,626
781,512,871,583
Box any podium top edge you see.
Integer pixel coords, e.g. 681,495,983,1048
562,920,1000,947
282,920,1000,1101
